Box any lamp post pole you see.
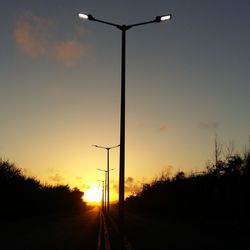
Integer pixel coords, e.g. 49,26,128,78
93,144,119,215
119,26,126,227
97,169,107,213
97,168,114,214
97,179,105,212
78,12,172,230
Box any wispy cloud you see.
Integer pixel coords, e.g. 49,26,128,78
111,177,142,197
14,11,87,66
14,11,50,58
125,177,142,195
198,121,220,130
48,173,64,184
126,177,134,184
54,40,86,66
75,176,82,181
80,184,90,190
158,124,168,133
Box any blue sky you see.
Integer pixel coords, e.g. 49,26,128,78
0,0,250,197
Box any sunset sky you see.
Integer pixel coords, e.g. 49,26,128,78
1,0,250,200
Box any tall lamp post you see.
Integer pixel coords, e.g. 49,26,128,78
78,12,172,229
93,144,119,215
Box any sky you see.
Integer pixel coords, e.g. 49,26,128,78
1,0,250,200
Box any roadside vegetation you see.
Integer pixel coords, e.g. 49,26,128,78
125,143,250,222
0,160,86,221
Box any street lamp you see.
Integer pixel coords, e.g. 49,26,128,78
78,12,172,229
97,168,114,214
97,179,105,212
97,168,107,213
93,144,119,215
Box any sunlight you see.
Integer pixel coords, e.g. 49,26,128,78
84,184,102,203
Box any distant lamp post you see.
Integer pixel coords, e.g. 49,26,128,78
93,144,119,215
80,12,172,229
97,179,105,211
97,168,107,213
97,167,115,215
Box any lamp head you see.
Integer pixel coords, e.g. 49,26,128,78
78,12,94,20
155,14,172,23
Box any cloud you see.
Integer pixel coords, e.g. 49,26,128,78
14,11,50,58
112,183,119,193
198,121,220,130
157,124,169,133
14,11,87,66
158,124,168,133
54,40,86,66
126,177,134,184
125,177,142,195
47,168,56,173
80,184,90,190
48,173,64,184
112,178,142,197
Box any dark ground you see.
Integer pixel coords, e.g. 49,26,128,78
1,205,249,250
110,207,249,250
0,207,100,250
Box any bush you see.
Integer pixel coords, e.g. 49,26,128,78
0,160,86,221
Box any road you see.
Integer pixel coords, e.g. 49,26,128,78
110,207,249,250
0,207,100,250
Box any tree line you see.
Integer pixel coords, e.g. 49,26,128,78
0,160,86,221
125,150,250,222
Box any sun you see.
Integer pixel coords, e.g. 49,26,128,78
84,184,102,203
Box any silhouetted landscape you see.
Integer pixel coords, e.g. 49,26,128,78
120,147,250,249
0,160,86,221
2,0,250,249
125,152,250,221
0,160,102,250
1,140,250,249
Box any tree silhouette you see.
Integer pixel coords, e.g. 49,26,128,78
125,151,250,222
0,160,86,221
